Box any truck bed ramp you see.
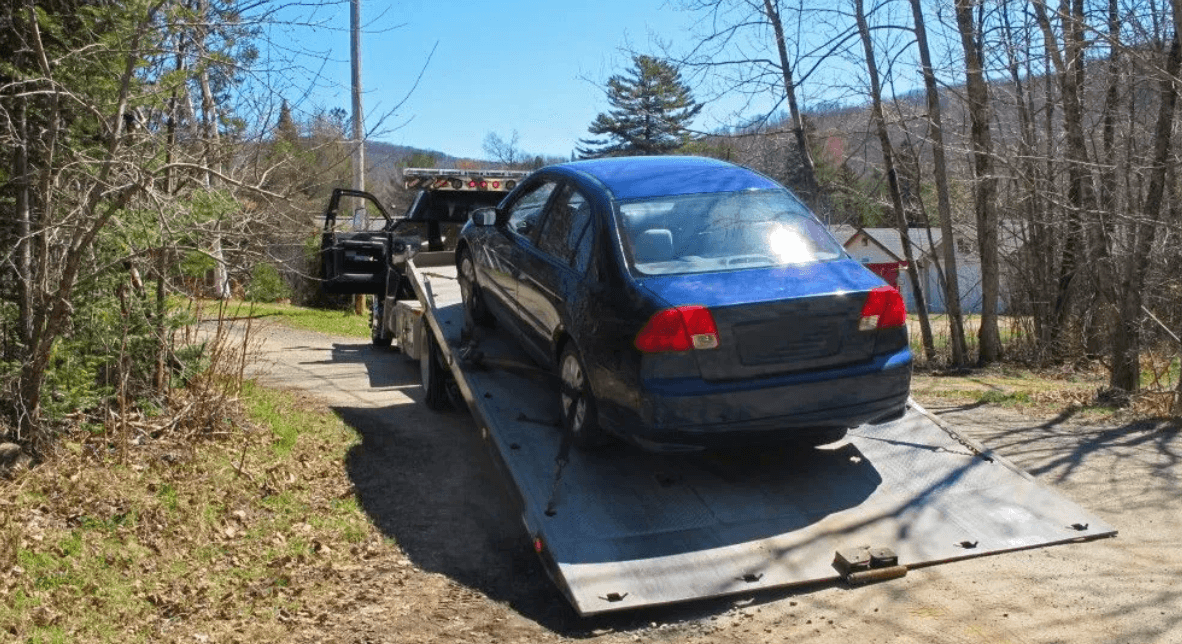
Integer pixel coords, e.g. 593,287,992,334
409,263,1116,616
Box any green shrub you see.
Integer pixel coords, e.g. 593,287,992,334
246,262,292,302
177,250,216,279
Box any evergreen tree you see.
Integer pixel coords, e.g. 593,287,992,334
275,99,299,142
577,55,702,158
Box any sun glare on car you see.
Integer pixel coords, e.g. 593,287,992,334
768,224,814,264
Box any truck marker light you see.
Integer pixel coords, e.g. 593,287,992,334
492,181,501,189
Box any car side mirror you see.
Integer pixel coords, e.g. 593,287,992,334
471,207,497,227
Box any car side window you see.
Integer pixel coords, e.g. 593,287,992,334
537,185,591,267
506,181,557,241
571,205,595,274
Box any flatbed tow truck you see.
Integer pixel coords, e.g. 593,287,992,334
325,172,1116,616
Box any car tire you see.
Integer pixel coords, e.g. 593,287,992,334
370,296,391,347
559,343,609,450
458,249,495,330
420,330,451,411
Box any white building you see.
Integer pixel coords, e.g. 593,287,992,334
829,226,1008,314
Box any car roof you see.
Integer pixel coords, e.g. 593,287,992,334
553,156,782,201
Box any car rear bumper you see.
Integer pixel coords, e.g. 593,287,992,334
629,349,912,448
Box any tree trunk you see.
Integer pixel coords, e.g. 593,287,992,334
157,36,185,392
1032,0,1099,358
908,0,968,366
1110,21,1181,391
854,0,934,361
1000,1,1052,357
954,0,1000,365
762,0,819,204
194,0,232,300
14,79,33,355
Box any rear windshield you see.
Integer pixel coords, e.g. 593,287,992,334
615,190,844,276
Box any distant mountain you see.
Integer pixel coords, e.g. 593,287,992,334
366,141,459,168
366,141,495,169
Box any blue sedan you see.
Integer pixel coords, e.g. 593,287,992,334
456,156,911,451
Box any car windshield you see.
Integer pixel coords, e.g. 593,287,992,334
615,189,844,276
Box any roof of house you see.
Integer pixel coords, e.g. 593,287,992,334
831,221,1029,263
828,224,858,243
846,227,945,261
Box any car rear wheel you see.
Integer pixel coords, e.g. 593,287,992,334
420,330,451,411
458,249,494,330
559,343,609,449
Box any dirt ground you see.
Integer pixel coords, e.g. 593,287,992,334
250,323,1182,644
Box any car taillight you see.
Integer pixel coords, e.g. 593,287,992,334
859,286,907,331
635,306,720,353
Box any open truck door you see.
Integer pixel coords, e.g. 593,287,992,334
319,188,395,295
319,170,529,347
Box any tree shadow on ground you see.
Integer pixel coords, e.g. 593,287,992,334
952,406,1181,487
334,380,582,630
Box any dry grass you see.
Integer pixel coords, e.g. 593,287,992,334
913,360,1180,420
0,381,393,643
0,302,390,643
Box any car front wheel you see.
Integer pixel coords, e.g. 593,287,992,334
370,296,391,347
559,343,609,449
458,248,494,330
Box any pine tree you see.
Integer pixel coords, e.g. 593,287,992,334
275,99,299,142
577,55,702,158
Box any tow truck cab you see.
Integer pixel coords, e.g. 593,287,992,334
319,168,528,344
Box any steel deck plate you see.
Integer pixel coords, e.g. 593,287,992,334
414,265,1117,616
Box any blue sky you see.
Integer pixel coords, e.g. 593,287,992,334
264,0,761,161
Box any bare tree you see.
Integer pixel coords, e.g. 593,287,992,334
1110,3,1182,392
852,0,935,361
761,0,820,201
907,0,969,366
1030,0,1101,357
483,130,525,167
671,0,858,204
954,0,1001,365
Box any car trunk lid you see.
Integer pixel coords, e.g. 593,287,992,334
637,259,888,381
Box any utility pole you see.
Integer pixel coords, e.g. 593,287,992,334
350,0,365,196
350,0,366,315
